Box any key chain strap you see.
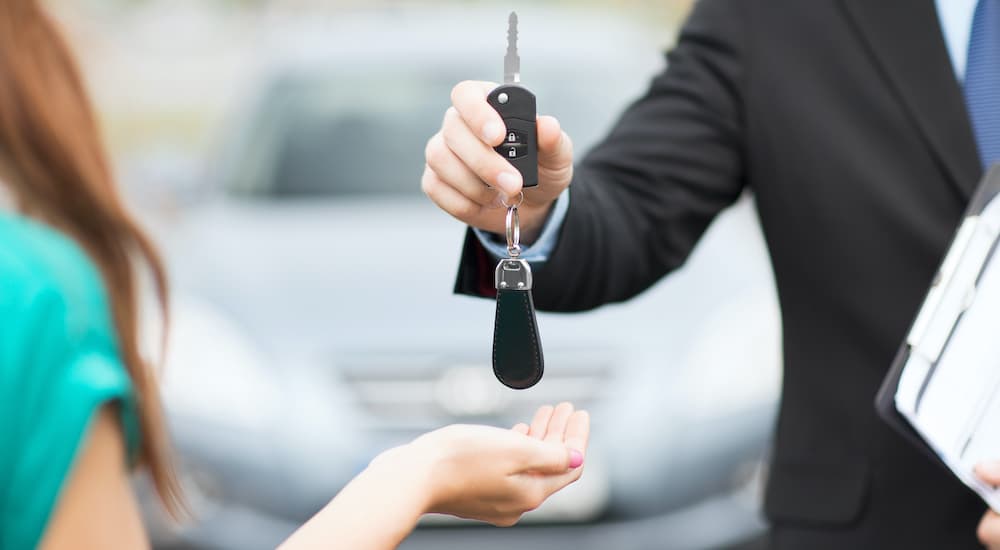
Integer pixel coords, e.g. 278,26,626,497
493,191,543,389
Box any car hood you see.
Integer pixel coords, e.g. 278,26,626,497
156,194,778,385
161,196,659,363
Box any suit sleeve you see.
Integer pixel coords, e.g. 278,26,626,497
455,0,750,311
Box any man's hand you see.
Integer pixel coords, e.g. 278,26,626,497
423,80,574,243
975,462,1000,548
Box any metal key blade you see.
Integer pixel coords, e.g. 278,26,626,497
504,11,520,84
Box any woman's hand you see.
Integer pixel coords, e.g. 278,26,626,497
377,402,590,527
280,403,589,550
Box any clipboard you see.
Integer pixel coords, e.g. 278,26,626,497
876,164,1000,509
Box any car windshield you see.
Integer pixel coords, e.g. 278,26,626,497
220,63,638,198
222,69,454,197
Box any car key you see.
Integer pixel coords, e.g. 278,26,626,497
487,13,543,390
486,12,538,188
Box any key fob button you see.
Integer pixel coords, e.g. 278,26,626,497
500,144,526,159
505,130,524,144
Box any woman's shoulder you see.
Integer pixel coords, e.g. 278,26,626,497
0,210,129,411
0,212,140,549
0,211,114,338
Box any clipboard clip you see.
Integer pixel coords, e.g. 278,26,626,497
907,215,997,363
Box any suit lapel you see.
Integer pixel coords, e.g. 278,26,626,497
840,0,982,200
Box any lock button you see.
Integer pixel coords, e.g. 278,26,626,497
505,130,525,144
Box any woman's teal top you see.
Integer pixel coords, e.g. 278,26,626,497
0,212,140,550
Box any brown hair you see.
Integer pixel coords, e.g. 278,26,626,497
0,1,183,516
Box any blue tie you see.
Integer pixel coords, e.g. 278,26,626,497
966,0,1000,169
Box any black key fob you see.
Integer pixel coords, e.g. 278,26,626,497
488,85,538,188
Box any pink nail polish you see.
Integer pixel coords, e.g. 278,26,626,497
569,450,584,469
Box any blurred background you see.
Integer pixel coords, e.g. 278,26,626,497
51,0,782,548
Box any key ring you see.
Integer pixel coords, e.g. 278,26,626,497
506,205,521,257
503,191,523,257
500,191,524,209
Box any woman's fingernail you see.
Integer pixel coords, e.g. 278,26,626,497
483,121,504,143
568,449,584,469
497,172,520,194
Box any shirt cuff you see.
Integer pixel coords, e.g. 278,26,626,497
473,189,570,263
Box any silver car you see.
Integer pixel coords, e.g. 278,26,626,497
146,6,781,550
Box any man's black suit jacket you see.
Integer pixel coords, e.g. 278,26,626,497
455,0,989,548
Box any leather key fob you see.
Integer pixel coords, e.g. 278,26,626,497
493,258,544,389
